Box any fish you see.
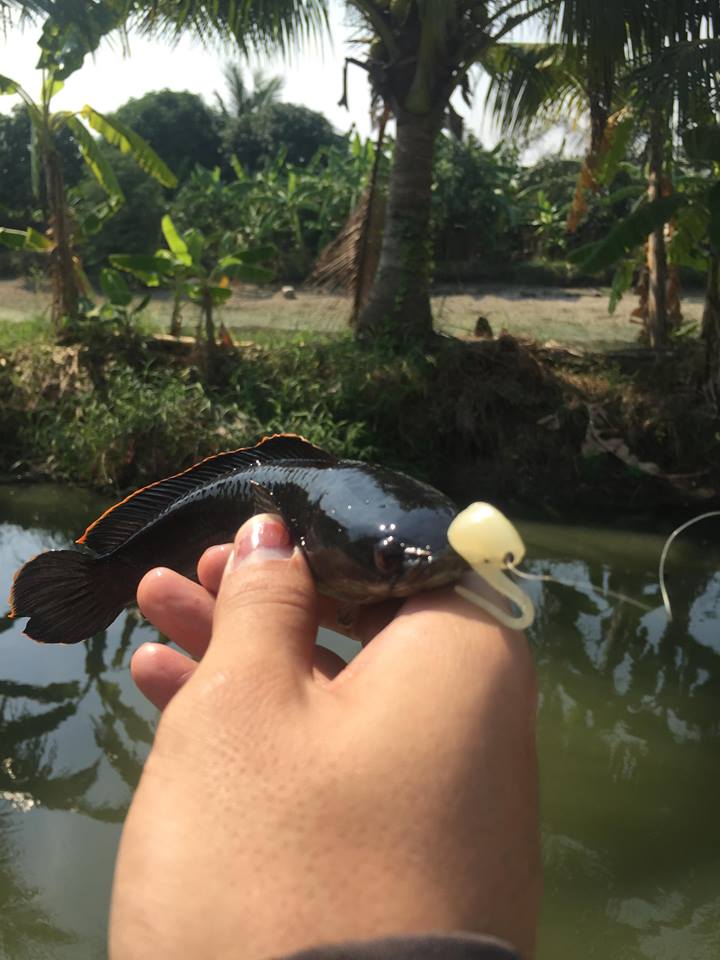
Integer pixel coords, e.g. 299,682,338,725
9,434,468,644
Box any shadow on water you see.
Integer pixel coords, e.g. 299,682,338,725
0,486,718,959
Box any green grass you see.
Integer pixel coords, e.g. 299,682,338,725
0,315,52,352
0,333,477,488
0,277,708,353
2,319,716,511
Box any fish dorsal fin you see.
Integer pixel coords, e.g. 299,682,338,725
77,434,336,555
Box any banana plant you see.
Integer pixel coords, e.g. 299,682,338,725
111,214,274,348
0,33,176,335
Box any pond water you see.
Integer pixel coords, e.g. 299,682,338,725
1,484,718,960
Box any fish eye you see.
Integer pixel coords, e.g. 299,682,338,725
374,536,405,575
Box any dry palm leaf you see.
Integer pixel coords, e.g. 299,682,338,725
309,108,389,325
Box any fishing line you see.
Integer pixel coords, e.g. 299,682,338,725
448,502,720,629
658,511,720,620
505,560,652,613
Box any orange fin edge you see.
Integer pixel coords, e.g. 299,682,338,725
76,433,319,546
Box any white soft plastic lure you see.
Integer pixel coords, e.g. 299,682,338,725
447,502,535,630
448,503,720,630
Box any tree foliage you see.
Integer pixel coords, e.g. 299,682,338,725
0,104,83,224
111,89,222,182
221,100,343,172
73,148,166,267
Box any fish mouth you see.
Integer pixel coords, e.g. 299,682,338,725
389,546,467,595
309,543,468,604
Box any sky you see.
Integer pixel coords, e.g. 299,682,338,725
0,2,566,157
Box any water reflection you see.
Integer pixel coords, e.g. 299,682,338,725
522,520,720,960
0,485,162,956
0,490,718,959
0,808,76,959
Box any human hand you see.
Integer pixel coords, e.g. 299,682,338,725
110,514,541,960
126,517,403,710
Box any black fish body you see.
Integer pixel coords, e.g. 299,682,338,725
10,435,467,644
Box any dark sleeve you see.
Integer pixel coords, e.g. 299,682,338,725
272,933,521,960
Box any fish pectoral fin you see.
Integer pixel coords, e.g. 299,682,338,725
249,480,280,517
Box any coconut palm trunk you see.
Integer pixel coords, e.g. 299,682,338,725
646,104,669,349
355,109,442,342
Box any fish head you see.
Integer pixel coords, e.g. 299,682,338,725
298,464,469,603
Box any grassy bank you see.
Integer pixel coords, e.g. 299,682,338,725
0,278,708,351
1,322,718,515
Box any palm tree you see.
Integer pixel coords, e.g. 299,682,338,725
215,65,284,118
619,4,719,351
0,70,176,333
488,2,720,351
341,1,548,343
641,29,720,390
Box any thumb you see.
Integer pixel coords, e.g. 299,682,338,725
202,514,319,690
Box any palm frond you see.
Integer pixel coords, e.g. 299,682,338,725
483,41,585,136
557,0,631,59
131,0,330,55
311,184,374,293
311,108,389,323
632,38,720,118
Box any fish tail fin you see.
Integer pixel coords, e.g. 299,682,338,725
9,550,130,644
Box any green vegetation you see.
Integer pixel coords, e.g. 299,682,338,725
1,327,717,514
0,0,717,509
0,15,176,333
112,214,274,344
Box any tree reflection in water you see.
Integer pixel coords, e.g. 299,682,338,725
528,535,720,960
1,496,719,960
0,605,163,953
0,808,76,959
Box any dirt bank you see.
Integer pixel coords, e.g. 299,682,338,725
1,331,717,518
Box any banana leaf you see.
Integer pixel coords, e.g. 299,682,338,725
220,262,274,283
99,268,132,306
0,73,19,95
218,245,275,266
0,227,52,251
569,196,686,273
80,106,177,188
161,215,191,264
111,254,176,284
64,115,123,201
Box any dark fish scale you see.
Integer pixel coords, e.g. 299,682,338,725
9,435,467,644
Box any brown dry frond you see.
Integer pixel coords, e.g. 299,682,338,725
567,107,628,233
309,106,389,324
